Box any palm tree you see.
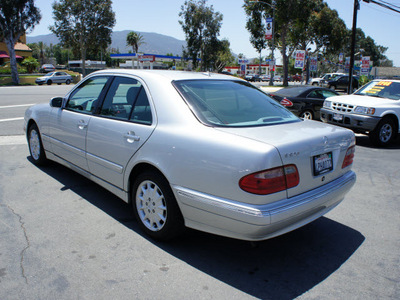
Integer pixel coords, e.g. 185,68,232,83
126,31,145,69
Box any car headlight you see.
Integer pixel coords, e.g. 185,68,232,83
354,106,375,115
323,100,331,108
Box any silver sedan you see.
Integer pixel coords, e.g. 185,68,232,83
24,70,356,241
35,71,73,85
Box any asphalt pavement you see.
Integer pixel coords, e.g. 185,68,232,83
0,85,399,300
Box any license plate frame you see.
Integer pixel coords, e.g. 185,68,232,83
333,113,343,121
313,152,333,176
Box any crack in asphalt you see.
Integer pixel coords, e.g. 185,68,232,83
1,204,30,284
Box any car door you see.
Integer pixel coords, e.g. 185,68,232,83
86,76,156,189
306,89,337,119
49,76,111,170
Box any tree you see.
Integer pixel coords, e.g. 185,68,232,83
126,31,145,69
21,56,39,73
179,0,223,71
244,1,267,75
0,0,41,84
213,39,235,72
50,0,115,76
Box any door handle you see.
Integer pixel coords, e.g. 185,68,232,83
77,119,88,130
124,131,140,143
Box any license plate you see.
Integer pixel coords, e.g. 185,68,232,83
313,152,333,176
333,113,343,121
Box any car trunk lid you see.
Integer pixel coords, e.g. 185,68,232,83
215,120,355,198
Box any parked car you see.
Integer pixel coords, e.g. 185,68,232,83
321,79,400,147
323,75,359,92
291,74,302,82
273,75,282,81
39,64,56,73
260,74,270,81
35,71,73,85
309,73,346,86
245,73,261,82
25,70,356,241
269,86,339,120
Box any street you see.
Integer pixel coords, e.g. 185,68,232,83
0,85,399,300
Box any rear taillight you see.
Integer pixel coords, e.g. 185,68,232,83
280,97,293,107
239,164,299,195
342,145,355,168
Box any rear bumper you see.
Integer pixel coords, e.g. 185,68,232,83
173,171,356,241
320,108,380,132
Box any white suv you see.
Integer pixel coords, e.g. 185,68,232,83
309,73,346,86
321,79,400,147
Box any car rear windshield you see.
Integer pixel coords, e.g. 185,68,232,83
355,80,400,100
173,80,299,127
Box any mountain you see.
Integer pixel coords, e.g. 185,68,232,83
27,30,187,56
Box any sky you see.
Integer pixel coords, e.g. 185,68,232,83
27,0,400,67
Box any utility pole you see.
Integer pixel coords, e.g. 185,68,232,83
348,0,359,94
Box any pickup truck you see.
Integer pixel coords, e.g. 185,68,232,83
320,79,400,147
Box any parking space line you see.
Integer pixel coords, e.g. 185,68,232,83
0,104,36,109
0,117,24,122
0,135,26,145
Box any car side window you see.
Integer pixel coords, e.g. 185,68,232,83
307,90,324,99
66,76,109,114
100,77,143,121
321,90,337,98
130,87,153,125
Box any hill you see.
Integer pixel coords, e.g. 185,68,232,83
27,30,187,56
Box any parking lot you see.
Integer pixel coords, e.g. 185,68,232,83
0,85,399,299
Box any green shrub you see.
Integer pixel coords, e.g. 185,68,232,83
21,57,39,73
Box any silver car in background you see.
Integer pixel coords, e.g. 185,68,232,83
24,70,356,241
35,71,73,85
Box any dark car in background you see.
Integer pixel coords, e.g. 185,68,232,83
323,75,359,92
39,64,56,73
269,86,339,120
245,74,261,82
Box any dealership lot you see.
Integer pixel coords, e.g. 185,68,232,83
0,85,399,299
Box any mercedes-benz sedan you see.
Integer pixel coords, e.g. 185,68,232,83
24,70,356,241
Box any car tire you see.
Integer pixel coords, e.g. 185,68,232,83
47,80,52,85
132,170,184,241
66,79,71,85
300,110,313,120
312,82,318,86
329,85,335,90
27,123,48,166
369,117,397,147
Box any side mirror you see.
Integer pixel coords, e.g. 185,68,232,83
50,96,63,108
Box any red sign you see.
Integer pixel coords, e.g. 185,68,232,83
138,55,155,62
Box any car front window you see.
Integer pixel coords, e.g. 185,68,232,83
66,76,110,114
174,80,299,127
355,81,400,100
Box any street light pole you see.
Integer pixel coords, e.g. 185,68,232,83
348,0,359,94
269,3,275,86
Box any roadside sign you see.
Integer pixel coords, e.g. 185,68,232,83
265,18,273,40
310,56,318,72
294,50,306,69
361,56,370,76
238,59,249,64
138,55,155,62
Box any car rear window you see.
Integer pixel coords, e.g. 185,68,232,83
173,80,299,127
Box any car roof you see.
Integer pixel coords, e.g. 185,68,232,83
273,86,326,97
88,69,240,82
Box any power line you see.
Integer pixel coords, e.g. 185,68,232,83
364,0,400,13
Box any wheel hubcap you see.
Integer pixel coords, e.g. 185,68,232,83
380,124,392,143
301,112,312,119
136,180,167,231
29,129,41,160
